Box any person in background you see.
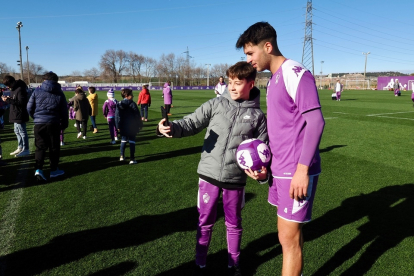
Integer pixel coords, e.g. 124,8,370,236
1,75,30,157
335,79,343,101
163,81,172,115
87,86,99,133
103,89,118,144
115,89,142,164
26,71,68,181
137,84,151,122
214,76,227,97
73,87,91,139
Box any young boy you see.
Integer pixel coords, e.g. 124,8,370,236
115,89,143,164
158,62,268,276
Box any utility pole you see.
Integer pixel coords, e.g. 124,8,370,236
26,46,30,84
302,0,314,75
363,52,370,79
16,22,24,80
320,61,324,89
205,64,211,86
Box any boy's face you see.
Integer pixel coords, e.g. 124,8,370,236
228,77,254,101
243,42,271,72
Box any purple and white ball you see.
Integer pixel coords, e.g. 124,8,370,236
236,138,271,171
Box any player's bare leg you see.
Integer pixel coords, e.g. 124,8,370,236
278,217,304,276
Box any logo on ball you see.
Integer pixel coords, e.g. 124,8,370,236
236,139,271,171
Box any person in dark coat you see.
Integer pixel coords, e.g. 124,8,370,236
72,87,91,139
1,75,30,157
27,71,68,181
115,89,142,164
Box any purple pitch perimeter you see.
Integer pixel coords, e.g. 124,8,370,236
377,76,414,90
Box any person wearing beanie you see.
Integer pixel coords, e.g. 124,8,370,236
87,86,99,133
137,84,151,121
103,89,119,144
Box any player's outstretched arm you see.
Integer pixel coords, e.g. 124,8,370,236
157,118,172,138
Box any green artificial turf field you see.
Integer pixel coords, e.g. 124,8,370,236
1,89,414,275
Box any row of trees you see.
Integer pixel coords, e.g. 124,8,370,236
1,50,235,85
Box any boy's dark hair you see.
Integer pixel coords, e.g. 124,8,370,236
3,75,16,87
121,88,133,98
88,86,96,93
226,62,256,82
236,21,277,49
43,71,59,81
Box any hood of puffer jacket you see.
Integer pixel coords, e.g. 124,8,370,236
117,98,134,110
11,79,27,91
39,80,62,95
221,86,261,109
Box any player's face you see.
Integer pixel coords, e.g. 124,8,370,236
228,77,254,101
243,42,270,72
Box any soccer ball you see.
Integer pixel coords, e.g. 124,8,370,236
236,138,271,171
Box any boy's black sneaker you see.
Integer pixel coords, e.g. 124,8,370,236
228,266,242,276
193,265,206,276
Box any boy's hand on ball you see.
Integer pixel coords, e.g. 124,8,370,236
245,166,267,181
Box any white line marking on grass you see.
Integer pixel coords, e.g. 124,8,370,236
324,117,338,120
333,112,349,114
375,116,414,121
0,131,34,276
366,111,414,117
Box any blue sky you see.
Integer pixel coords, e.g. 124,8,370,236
1,0,413,77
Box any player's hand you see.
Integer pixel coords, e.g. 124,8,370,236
158,118,172,138
289,163,309,201
245,166,267,181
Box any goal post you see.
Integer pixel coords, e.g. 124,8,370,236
408,80,414,92
345,79,370,90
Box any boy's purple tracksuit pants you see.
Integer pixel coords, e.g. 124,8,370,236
196,179,244,267
107,118,118,140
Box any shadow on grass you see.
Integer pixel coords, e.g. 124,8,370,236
88,261,137,276
305,183,414,275
319,145,347,153
157,232,281,276
139,146,202,164
2,193,255,276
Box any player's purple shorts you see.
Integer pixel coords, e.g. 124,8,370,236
268,175,319,223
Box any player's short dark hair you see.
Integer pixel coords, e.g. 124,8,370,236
226,62,256,82
236,21,277,49
88,86,96,93
43,71,59,81
3,75,16,87
121,88,133,98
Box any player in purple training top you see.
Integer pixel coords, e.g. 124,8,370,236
237,22,325,276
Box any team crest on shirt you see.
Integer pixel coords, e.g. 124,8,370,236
292,66,304,77
203,193,210,204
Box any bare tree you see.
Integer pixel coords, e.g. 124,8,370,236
99,49,128,83
29,63,46,83
83,67,101,82
158,53,177,81
127,52,145,82
142,57,157,83
0,62,13,78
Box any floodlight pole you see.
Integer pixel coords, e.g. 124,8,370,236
363,52,370,79
16,22,24,80
320,61,324,89
26,46,30,84
205,64,211,86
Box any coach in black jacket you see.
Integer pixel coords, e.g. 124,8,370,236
1,76,30,157
27,72,68,181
